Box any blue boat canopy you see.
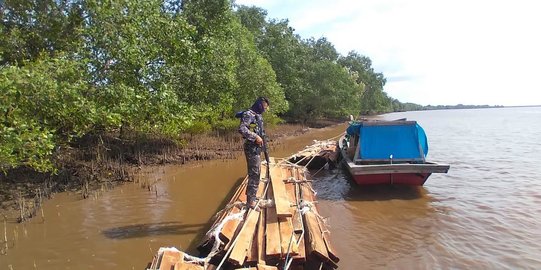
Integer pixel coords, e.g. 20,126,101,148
346,121,428,162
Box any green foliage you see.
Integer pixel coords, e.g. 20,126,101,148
0,0,85,66
185,120,212,136
235,8,387,119
338,51,391,114
263,113,284,127
0,55,92,172
0,120,56,172
213,118,239,133
179,0,238,113
82,0,199,135
230,15,288,114
0,0,413,173
290,38,364,120
235,5,268,42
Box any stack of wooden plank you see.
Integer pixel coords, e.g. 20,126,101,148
148,159,339,270
288,141,339,170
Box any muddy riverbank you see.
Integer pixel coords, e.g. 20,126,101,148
0,120,343,222
0,121,347,269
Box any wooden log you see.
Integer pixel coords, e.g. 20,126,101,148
173,261,204,270
303,210,330,262
228,209,261,265
284,167,307,263
297,169,339,264
323,144,339,164
321,225,339,264
278,216,298,257
246,182,266,264
275,167,297,257
149,254,159,269
270,164,292,217
226,173,269,251
257,264,279,270
220,179,249,244
285,170,303,233
265,184,281,258
256,209,266,264
300,182,339,268
246,227,258,264
300,183,331,263
291,232,306,262
255,173,268,204
158,249,183,270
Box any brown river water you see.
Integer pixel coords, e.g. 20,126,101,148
2,107,541,269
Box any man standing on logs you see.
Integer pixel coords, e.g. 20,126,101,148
238,97,270,209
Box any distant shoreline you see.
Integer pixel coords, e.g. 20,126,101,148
502,105,541,108
418,104,540,110
390,104,540,113
422,104,504,110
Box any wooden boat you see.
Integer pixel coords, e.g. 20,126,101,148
338,119,450,186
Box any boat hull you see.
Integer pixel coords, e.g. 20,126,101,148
350,172,431,185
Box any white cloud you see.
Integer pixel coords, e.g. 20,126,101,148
236,0,541,106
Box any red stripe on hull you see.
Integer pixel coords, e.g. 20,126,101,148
352,173,431,186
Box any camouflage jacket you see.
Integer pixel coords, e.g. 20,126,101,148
238,110,263,142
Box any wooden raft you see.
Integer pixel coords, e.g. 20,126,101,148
148,159,339,270
288,140,339,170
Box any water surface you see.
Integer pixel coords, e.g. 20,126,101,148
315,107,541,269
2,107,541,269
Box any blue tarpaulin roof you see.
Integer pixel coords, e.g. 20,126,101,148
347,121,428,161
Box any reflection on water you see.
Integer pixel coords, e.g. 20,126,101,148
102,222,205,239
312,107,541,269
313,168,428,201
313,169,440,269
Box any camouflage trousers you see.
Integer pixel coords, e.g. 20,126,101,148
243,141,261,206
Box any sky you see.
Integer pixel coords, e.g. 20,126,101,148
235,0,541,106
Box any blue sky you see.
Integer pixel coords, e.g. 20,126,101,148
235,0,541,106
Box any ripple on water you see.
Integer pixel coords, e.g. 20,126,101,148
311,108,541,269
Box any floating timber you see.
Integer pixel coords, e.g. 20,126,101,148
147,151,339,270
288,140,339,170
